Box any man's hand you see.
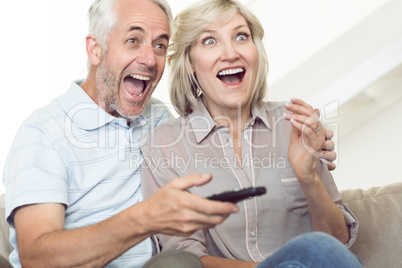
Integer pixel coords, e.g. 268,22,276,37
13,174,237,268
136,173,239,237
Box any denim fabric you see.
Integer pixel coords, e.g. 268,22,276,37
257,232,363,268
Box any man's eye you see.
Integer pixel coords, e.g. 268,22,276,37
155,43,167,50
202,37,216,45
128,38,138,44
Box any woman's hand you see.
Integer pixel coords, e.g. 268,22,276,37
314,109,337,171
284,98,325,184
283,99,350,243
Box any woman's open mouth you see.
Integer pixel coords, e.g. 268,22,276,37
217,67,245,86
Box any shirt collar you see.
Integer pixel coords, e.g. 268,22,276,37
188,99,273,143
250,103,272,130
58,80,127,130
188,99,219,143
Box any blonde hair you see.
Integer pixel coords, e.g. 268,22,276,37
168,0,268,116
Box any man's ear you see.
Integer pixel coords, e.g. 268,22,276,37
86,34,103,66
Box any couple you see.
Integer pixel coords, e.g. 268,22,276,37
3,0,361,267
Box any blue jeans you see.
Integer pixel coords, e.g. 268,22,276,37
257,232,363,268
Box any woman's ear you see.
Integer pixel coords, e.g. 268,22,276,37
189,57,195,74
191,66,197,79
86,34,103,66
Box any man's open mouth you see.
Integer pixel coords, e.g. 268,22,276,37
217,67,245,85
123,74,151,98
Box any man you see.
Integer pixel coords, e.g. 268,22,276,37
3,0,337,267
3,0,237,267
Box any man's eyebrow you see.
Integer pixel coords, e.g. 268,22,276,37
129,26,144,32
158,33,170,41
128,26,169,41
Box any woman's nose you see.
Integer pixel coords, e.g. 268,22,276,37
220,42,240,62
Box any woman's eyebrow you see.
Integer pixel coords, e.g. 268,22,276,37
234,24,248,30
203,29,216,34
203,24,249,34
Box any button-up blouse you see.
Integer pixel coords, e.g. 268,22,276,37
140,99,358,262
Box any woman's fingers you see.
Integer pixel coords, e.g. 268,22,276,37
284,112,321,135
285,98,316,117
285,99,321,133
285,99,338,170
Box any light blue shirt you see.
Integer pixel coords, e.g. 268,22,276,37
3,81,171,267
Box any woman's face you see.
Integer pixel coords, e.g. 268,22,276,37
189,12,259,116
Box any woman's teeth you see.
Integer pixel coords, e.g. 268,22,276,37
218,68,244,76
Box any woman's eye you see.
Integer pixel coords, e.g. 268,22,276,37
202,38,216,45
236,34,248,41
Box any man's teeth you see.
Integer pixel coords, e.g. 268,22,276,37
129,74,148,97
218,68,244,76
130,74,151,81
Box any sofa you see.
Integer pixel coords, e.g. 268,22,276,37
1,183,401,268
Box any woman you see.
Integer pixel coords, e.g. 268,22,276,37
141,0,360,267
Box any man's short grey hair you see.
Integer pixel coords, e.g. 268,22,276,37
87,0,173,50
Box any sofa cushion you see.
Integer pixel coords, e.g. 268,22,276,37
0,194,13,267
341,183,402,268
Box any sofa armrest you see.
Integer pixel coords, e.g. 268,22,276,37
341,183,402,268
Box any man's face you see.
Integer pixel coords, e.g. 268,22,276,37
96,0,170,119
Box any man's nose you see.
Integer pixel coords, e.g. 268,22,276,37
137,44,157,67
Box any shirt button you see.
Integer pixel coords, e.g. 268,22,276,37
244,162,249,168
244,135,249,140
250,231,256,237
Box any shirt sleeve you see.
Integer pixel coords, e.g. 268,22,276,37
161,230,209,259
140,137,210,258
318,159,359,247
3,124,69,227
338,203,359,248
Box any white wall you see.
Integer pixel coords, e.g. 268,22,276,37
333,80,402,189
0,1,92,194
1,0,397,194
